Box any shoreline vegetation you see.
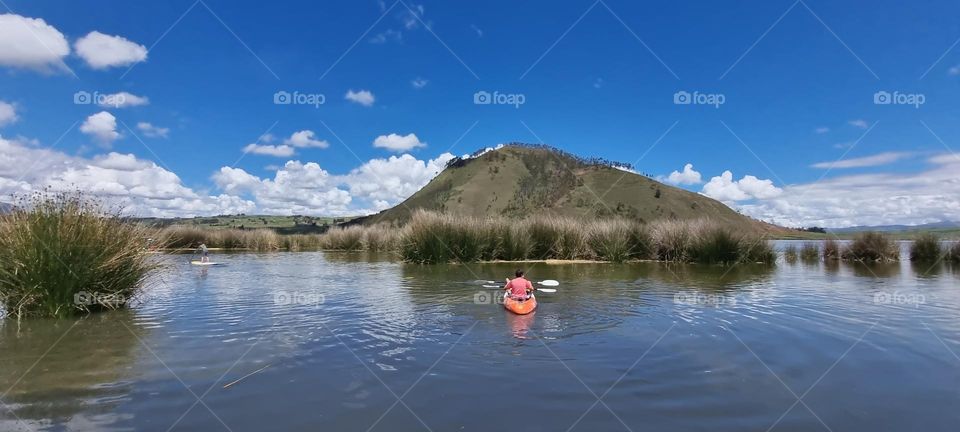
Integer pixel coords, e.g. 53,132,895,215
2,194,959,319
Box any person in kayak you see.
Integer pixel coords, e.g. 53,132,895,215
504,270,534,300
196,243,210,263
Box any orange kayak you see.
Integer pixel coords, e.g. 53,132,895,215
503,294,537,315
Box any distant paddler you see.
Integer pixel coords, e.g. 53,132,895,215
195,242,210,263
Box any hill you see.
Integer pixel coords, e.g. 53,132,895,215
138,214,355,234
353,144,783,233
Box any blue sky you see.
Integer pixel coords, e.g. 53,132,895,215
1,0,959,227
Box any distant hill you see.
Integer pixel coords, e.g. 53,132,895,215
829,221,960,233
352,144,785,233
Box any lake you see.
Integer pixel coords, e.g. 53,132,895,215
2,243,959,431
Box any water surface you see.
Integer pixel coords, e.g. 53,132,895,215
2,247,959,431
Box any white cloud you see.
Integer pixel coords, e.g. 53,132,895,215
848,119,869,129
665,163,702,185
811,151,912,169
342,152,454,205
470,24,483,37
0,101,18,126
80,111,120,146
0,135,253,217
74,31,147,69
98,91,149,108
345,89,375,106
701,170,782,202
373,133,425,152
212,152,454,216
411,77,428,89
243,143,295,157
0,14,71,72
136,122,169,138
284,130,328,149
243,130,328,157
814,127,830,134
737,154,960,228
949,65,960,76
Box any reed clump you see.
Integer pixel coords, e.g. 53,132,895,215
947,242,960,263
783,245,798,263
909,233,943,262
800,242,820,262
0,192,165,318
393,211,773,264
823,239,841,261
842,232,900,262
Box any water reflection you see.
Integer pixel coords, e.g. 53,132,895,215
0,311,144,429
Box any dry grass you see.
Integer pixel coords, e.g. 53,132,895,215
842,232,900,262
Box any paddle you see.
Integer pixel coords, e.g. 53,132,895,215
482,279,559,293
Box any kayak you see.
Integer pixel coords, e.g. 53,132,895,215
190,261,224,266
503,294,537,315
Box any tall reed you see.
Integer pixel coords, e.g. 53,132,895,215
842,232,900,262
910,233,942,262
0,192,165,318
800,242,820,262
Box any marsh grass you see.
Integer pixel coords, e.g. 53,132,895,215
910,233,943,262
823,239,841,261
0,192,165,318
842,232,899,262
945,241,960,263
800,243,820,262
783,245,798,263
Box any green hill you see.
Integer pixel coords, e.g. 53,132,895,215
354,144,783,233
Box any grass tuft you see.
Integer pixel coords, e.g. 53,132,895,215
0,192,165,319
909,233,942,262
842,232,899,262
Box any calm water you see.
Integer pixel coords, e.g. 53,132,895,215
2,243,959,431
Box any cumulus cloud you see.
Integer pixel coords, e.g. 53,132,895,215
74,31,147,69
411,77,428,89
373,133,425,152
212,152,454,215
736,154,960,228
0,14,71,72
701,171,782,202
0,101,18,127
98,91,149,108
848,119,869,129
810,152,912,169
80,111,120,146
243,143,295,157
136,122,169,138
664,163,702,185
0,135,253,217
345,89,375,106
242,130,328,157
284,130,328,149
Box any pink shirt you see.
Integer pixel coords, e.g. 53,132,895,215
505,277,533,298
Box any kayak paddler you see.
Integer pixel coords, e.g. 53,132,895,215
504,269,534,300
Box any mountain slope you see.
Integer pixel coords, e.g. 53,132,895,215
355,144,777,232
